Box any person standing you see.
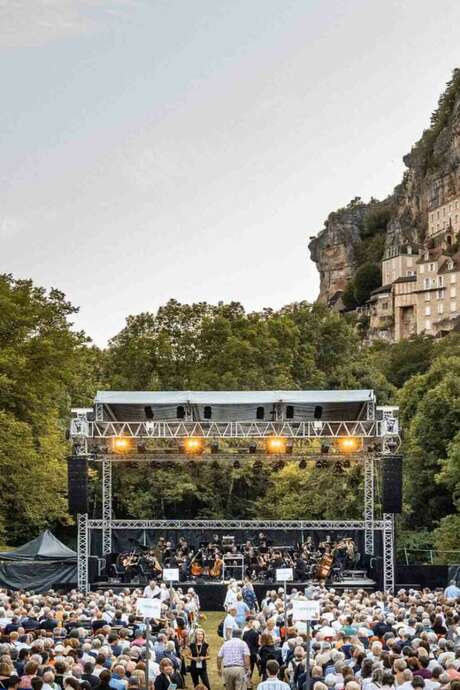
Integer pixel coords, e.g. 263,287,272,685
217,629,251,690
257,661,290,690
224,607,239,640
186,628,211,690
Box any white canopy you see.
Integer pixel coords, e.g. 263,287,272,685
95,390,374,405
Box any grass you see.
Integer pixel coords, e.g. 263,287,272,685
196,611,261,690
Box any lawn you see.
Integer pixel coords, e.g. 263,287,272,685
196,611,261,690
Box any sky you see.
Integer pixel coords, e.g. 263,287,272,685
1,0,460,346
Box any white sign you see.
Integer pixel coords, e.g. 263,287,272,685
292,599,320,621
295,621,308,634
162,568,179,582
276,568,293,582
136,597,162,619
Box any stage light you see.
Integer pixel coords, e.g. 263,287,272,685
299,458,307,469
210,441,219,454
316,458,326,469
112,437,134,454
321,443,330,454
334,461,344,475
249,442,258,454
183,437,204,455
233,460,241,469
336,437,363,454
266,437,287,454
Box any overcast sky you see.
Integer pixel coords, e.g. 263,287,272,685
1,0,460,346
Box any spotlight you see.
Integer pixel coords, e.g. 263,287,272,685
112,437,134,454
249,442,258,454
316,458,326,469
321,443,330,454
286,441,294,455
334,461,344,475
183,437,204,455
210,441,219,454
266,437,287,454
336,437,363,454
233,460,241,469
299,458,307,469
137,442,147,454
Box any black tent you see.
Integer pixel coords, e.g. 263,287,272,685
0,530,77,592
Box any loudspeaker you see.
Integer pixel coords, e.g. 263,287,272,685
382,455,402,513
67,456,88,514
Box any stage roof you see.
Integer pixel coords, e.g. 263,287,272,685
95,390,375,405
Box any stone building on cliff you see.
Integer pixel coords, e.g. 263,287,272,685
367,195,460,342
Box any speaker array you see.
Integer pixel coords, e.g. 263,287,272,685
382,455,403,513
67,456,88,514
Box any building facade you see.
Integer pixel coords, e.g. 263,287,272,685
367,194,460,342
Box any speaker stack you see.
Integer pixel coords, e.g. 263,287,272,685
382,455,403,513
67,456,88,514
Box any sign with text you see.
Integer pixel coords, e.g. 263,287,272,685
136,597,162,619
276,568,293,582
163,568,179,581
292,599,320,621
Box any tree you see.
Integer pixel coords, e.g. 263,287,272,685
353,263,381,305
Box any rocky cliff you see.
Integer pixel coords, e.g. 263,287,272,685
309,69,460,305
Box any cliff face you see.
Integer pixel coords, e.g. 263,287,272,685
309,69,460,304
308,202,368,304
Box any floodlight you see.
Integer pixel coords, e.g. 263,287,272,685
336,437,363,453
183,437,204,455
112,437,134,454
266,437,287,454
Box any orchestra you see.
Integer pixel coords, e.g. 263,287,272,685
114,533,359,584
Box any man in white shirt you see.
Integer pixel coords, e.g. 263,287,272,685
143,580,161,599
257,660,290,690
225,583,239,610
224,607,239,640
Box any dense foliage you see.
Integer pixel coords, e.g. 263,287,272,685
2,272,460,561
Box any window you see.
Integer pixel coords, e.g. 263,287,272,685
420,264,425,274
425,319,431,330
437,303,444,315
177,406,185,419
429,263,435,272
448,259,454,270
424,292,431,302
407,246,412,255
450,302,457,313
382,301,389,310
256,406,265,420
286,405,294,419
424,278,430,289
438,276,444,287
425,306,431,316
203,406,212,419
451,287,456,298
451,273,456,284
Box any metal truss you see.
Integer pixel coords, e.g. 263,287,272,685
72,419,381,440
77,513,89,594
86,518,386,530
364,454,375,556
102,458,112,555
366,400,375,421
382,513,395,593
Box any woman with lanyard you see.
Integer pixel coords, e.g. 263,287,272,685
185,628,211,690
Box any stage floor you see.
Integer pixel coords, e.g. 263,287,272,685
92,570,376,607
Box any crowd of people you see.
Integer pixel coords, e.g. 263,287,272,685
117,534,359,584
0,580,459,690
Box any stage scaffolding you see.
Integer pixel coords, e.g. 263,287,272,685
72,391,400,594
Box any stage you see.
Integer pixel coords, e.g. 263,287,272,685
91,570,377,609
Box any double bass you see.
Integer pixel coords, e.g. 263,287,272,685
316,553,333,580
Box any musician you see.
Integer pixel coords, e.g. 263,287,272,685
121,551,141,582
143,580,161,598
